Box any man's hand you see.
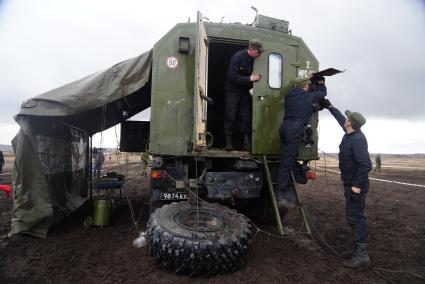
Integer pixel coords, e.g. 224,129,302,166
250,74,262,82
319,98,332,109
351,186,361,194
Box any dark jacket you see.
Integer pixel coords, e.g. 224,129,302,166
329,107,372,188
284,84,327,126
225,49,254,92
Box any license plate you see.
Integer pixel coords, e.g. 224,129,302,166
160,192,188,200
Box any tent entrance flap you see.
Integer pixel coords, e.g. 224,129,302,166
11,116,89,238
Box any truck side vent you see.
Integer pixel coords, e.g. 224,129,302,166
255,15,289,33
179,37,190,53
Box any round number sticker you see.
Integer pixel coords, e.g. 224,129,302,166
166,56,178,69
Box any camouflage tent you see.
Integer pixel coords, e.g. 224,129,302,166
10,50,152,238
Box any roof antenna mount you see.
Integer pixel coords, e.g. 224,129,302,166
250,6,258,27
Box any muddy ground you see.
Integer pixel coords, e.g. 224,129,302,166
1,154,424,283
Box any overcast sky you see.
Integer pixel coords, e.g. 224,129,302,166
1,0,424,153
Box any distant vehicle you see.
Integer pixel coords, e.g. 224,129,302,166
121,11,322,275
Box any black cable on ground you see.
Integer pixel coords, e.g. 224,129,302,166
126,195,146,235
306,150,425,281
373,270,397,284
374,268,425,281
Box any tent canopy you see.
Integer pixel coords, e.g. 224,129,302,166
18,49,153,135
11,49,153,238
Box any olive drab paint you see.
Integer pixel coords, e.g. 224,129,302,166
149,13,320,161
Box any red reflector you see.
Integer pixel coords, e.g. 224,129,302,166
151,170,164,179
306,171,316,180
0,184,11,198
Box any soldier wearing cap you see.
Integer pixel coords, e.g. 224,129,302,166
276,76,327,208
374,154,381,173
321,100,373,269
0,150,4,175
223,39,263,151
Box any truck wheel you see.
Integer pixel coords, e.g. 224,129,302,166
146,201,253,276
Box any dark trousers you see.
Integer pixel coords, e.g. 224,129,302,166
344,184,368,243
223,89,252,135
276,120,304,191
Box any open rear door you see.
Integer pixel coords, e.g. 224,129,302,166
252,44,297,154
193,11,208,151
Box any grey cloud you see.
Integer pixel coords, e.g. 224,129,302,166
304,0,425,120
1,0,424,124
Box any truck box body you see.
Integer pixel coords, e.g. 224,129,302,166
141,15,322,213
149,19,320,160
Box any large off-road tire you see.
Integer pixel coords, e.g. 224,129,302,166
146,201,253,276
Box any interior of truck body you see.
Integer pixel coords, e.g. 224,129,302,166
206,40,248,150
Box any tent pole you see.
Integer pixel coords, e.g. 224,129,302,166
89,136,93,203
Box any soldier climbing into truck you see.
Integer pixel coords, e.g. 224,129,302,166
276,75,327,208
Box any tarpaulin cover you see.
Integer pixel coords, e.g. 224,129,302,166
10,50,152,238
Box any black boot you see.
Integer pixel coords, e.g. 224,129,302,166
277,186,297,209
225,135,233,151
242,134,251,151
343,242,372,270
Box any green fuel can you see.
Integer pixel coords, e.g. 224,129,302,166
93,199,112,227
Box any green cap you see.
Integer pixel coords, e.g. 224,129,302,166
294,76,310,87
249,39,264,52
345,110,366,130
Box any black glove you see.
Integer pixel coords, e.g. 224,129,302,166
312,103,323,112
319,98,332,109
311,74,325,85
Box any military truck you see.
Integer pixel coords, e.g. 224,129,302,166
124,12,323,275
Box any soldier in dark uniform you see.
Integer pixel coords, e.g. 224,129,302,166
322,99,372,269
223,39,263,151
374,154,382,173
276,76,327,208
0,150,4,175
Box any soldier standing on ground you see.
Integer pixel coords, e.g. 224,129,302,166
322,99,372,269
93,148,105,180
223,39,263,151
0,150,4,175
374,154,381,173
141,152,150,177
